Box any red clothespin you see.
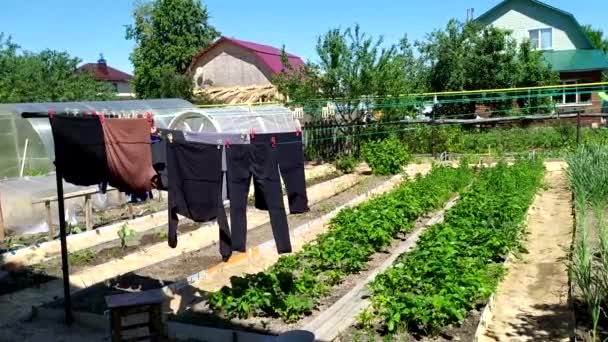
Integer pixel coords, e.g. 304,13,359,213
271,136,277,148
225,138,232,149
96,111,105,124
250,128,256,140
48,108,56,119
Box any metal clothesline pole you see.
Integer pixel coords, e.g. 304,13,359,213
55,164,73,325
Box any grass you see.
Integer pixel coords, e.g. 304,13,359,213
567,144,608,341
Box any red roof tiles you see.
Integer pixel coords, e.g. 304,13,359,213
78,62,133,82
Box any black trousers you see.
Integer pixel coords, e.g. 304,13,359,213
151,129,184,190
254,133,309,214
166,139,231,260
49,116,109,186
227,135,292,254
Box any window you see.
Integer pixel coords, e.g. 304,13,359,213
111,83,119,92
553,80,593,106
529,28,552,49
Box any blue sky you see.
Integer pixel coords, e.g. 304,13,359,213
0,0,606,74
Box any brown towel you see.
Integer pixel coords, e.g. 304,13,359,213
102,118,156,194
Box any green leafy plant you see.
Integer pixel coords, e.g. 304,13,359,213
364,158,544,335
67,223,82,235
361,136,411,175
335,154,357,174
117,223,135,248
207,164,474,322
567,144,608,341
68,249,95,266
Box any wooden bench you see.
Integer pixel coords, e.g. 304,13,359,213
105,290,165,342
32,187,119,239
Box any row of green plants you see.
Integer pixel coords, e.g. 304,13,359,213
361,158,545,336
568,144,608,341
208,163,474,322
305,124,608,161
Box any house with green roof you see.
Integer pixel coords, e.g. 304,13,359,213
477,0,608,111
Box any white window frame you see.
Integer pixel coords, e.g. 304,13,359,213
528,27,554,50
554,79,594,107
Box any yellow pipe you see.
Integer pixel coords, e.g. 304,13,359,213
416,81,608,97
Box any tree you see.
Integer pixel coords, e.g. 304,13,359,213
583,25,608,54
417,19,558,116
274,24,421,123
126,0,219,99
0,33,114,103
583,25,608,81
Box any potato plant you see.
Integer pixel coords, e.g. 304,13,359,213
208,163,474,322
365,158,544,335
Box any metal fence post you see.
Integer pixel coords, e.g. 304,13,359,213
576,111,581,145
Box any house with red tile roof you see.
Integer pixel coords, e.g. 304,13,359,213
188,37,304,103
78,54,134,98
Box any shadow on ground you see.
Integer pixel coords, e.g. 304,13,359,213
484,303,572,341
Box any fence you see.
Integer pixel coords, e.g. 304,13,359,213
297,82,608,161
302,114,608,162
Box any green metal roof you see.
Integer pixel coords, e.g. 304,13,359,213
542,49,608,72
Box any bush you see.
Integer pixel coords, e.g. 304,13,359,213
335,154,357,174
362,136,411,175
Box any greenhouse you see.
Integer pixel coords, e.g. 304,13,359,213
0,99,300,179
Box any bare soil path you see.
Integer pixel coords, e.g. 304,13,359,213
477,161,573,342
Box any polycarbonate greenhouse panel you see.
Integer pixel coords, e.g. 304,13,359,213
0,99,299,179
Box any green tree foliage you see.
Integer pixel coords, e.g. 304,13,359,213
417,19,558,116
583,25,608,54
417,19,558,91
0,33,114,103
274,25,421,123
583,25,608,81
126,0,219,99
276,20,558,121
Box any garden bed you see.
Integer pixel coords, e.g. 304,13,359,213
0,172,349,298
567,144,608,342
167,164,474,334
45,173,382,316
340,159,544,341
0,164,339,257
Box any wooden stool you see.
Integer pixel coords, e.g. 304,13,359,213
105,290,165,342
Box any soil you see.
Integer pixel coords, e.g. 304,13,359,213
0,318,108,342
573,299,608,342
48,174,386,316
0,264,55,296
0,199,167,255
337,310,483,342
476,163,573,342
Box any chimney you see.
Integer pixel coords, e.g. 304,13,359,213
97,53,108,73
466,8,475,22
